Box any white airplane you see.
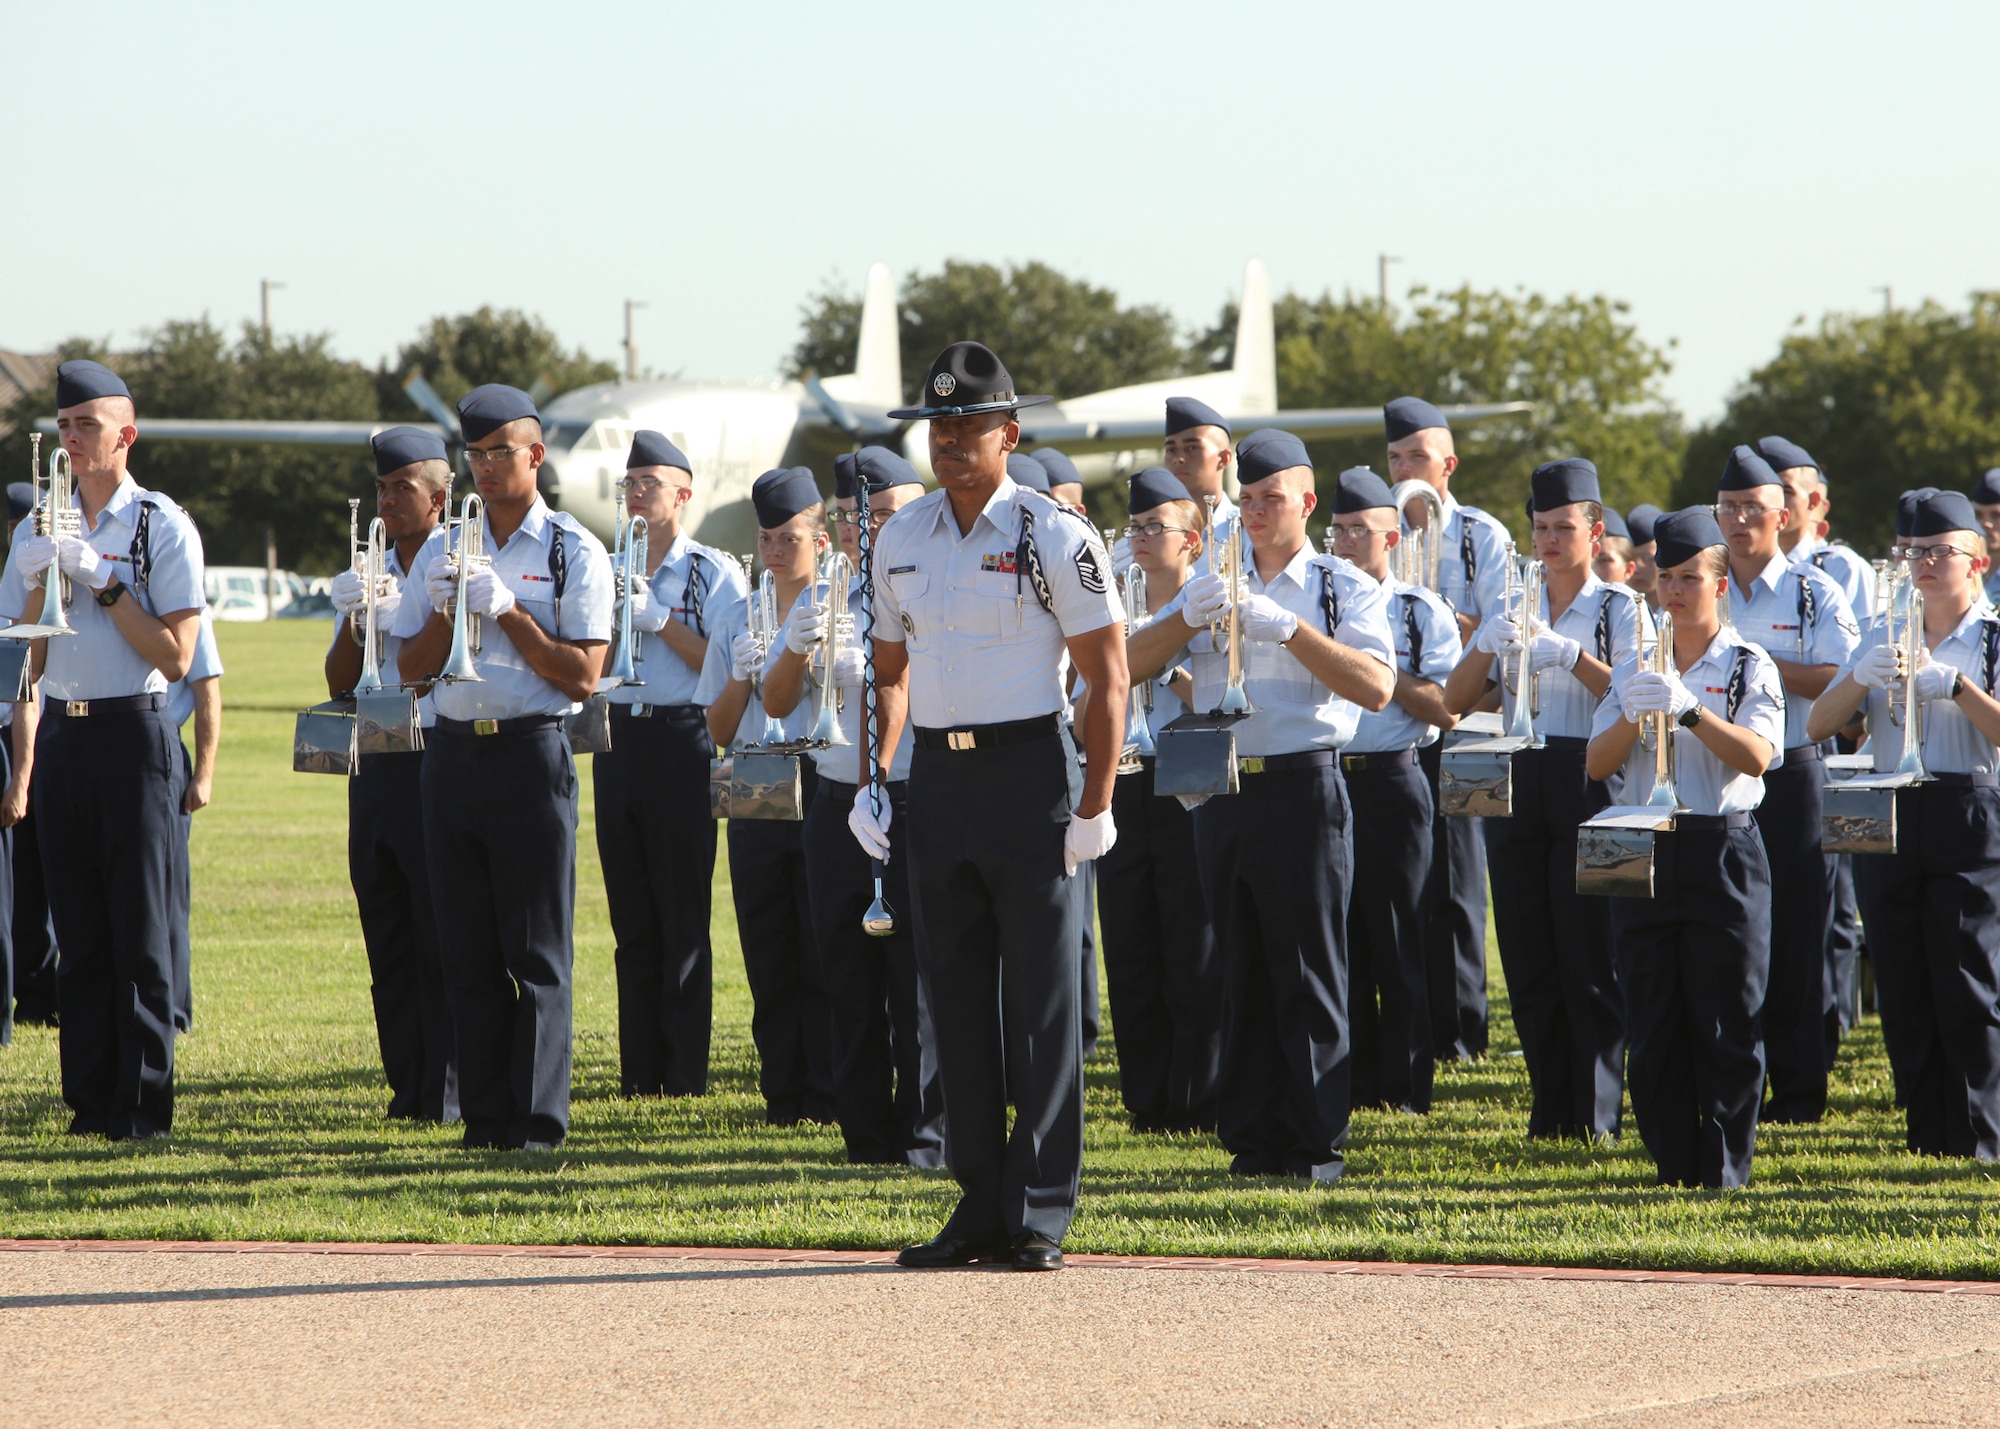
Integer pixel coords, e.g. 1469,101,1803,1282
41,259,1530,552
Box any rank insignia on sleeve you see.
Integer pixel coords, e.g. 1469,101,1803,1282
1075,545,1106,594
981,551,1019,574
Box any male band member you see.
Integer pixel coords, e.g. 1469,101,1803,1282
698,466,835,1126
0,360,206,1138
1444,458,1642,1141
1592,507,1639,590
1713,445,1857,1124
596,430,746,1098
1971,470,2000,608
1589,508,1784,1188
1626,504,1663,609
394,384,612,1149
1327,467,1462,1114
325,427,454,1120
0,482,31,1040
1131,430,1396,1179
165,610,220,1032
1810,490,2000,1159
1033,448,1087,516
1098,467,1219,1132
862,341,1127,1271
1764,437,1876,620
764,446,944,1164
1384,396,1511,1064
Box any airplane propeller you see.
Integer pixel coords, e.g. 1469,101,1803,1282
804,372,865,440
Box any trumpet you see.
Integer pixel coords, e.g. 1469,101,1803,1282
808,550,853,746
747,564,787,744
606,480,649,688
1118,561,1154,773
351,505,392,696
10,435,82,640
437,492,488,684
1500,547,1544,744
1205,494,1253,715
1631,604,1681,809
1886,577,1930,782
1388,479,1446,593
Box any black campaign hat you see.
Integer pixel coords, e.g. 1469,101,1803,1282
887,342,1052,421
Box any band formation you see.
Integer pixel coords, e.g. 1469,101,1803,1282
15,342,2000,1274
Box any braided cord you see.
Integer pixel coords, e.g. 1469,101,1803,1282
858,478,883,823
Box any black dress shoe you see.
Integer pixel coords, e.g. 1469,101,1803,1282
1229,1151,1281,1176
895,1229,1009,1268
1278,1154,1345,1183
1011,1232,1064,1272
66,1114,109,1138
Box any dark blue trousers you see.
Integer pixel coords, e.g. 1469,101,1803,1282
1346,756,1435,1113
350,747,458,1121
422,724,577,1149
594,704,715,1097
1419,740,1489,1059
806,776,946,1166
1826,852,1862,1056
11,801,56,1026
727,763,833,1124
1078,859,1100,1060
170,740,193,1032
1872,780,2000,1160
1196,760,1353,1175
38,704,176,1136
1096,759,1220,1131
1483,741,1624,1139
1754,755,1831,1122
1611,820,1771,1188
907,730,1084,1242
0,738,12,1047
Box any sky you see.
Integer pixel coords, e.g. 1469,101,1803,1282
4,1,1996,423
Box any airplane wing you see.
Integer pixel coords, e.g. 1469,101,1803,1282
1013,401,1534,453
31,417,449,447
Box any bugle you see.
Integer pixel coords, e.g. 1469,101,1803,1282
3,435,83,642
606,479,649,689
1388,479,1446,594
437,493,488,684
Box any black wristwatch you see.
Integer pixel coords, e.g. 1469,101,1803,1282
1952,670,1966,701
94,579,126,608
1677,703,1704,730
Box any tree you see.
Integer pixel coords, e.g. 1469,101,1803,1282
376,307,617,418
788,260,1186,403
1677,296,2000,558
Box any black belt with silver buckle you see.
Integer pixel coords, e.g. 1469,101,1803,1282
1782,743,1823,765
611,701,702,721
434,715,564,737
1339,747,1420,774
914,713,1061,752
1669,812,1754,830
51,693,164,718
1236,749,1337,777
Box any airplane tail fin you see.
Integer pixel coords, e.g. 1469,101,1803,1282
1232,258,1276,415
826,262,901,408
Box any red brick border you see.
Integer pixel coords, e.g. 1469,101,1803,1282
0,1239,1994,1295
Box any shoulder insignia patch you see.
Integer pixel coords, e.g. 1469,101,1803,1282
1076,545,1106,594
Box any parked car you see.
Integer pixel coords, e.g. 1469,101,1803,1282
205,567,320,621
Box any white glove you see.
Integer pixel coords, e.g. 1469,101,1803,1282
1475,613,1522,656
786,605,830,655
372,581,403,627
13,534,56,580
56,536,113,591
1180,571,1235,626
625,581,669,633
729,631,762,682
1063,808,1118,877
1237,592,1299,644
1913,656,1959,704
1852,643,1903,690
831,644,865,688
424,560,460,614
848,783,892,863
1624,671,1698,720
460,568,515,620
331,568,367,617
1528,629,1581,673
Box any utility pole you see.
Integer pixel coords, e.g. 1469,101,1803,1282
624,299,647,380
1873,284,1893,315
1378,254,1402,310
260,279,286,336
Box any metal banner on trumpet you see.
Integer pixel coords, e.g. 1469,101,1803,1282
295,499,428,774
1821,567,1931,854
0,434,77,702
1154,494,1256,806
1577,605,1684,897
1439,545,1544,817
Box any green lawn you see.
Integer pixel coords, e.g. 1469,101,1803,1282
0,619,1996,1276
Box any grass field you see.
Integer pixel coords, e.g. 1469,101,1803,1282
0,620,1996,1276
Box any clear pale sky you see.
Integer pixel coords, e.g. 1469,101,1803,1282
4,1,1994,421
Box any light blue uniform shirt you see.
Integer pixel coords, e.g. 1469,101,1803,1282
1348,575,1462,753
1836,604,2000,776
1151,548,1395,758
1491,574,1648,741
325,544,438,727
390,498,613,721
1791,535,1877,621
606,531,746,709
871,479,1123,730
774,577,914,783
693,599,817,753
1982,564,2000,610
1592,627,1785,815
1727,552,1859,750
1433,494,1512,623
0,477,206,701
167,608,223,728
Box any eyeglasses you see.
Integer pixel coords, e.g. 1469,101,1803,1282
1123,521,1192,539
622,477,682,497
830,509,893,528
1907,543,1971,564
1329,524,1388,540
1715,500,1781,522
466,444,533,467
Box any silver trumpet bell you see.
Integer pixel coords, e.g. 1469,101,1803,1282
4,438,82,642
438,492,487,684
810,551,853,746
354,515,391,695
606,495,649,689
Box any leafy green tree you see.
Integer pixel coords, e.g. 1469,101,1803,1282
1677,296,2000,558
375,307,617,418
788,260,1185,403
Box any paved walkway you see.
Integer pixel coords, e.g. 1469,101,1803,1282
3,1242,1996,1426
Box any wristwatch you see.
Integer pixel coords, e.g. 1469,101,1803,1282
94,579,126,608
1952,670,1966,701
1676,703,1704,730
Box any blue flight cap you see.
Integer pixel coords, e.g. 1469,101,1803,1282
1626,504,1663,545
371,425,449,477
1530,458,1601,511
628,429,691,473
1383,396,1449,442
1654,508,1728,570
1236,428,1312,483
55,359,131,409
1599,506,1630,541
751,466,822,528
456,384,539,442
1971,469,2000,506
1165,396,1230,437
1334,467,1396,513
1756,435,1818,475
1006,452,1051,494
1719,445,1781,491
6,483,32,523
1896,488,1937,537
1033,447,1082,490
1912,490,1981,539
1127,467,1193,515
834,446,921,498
